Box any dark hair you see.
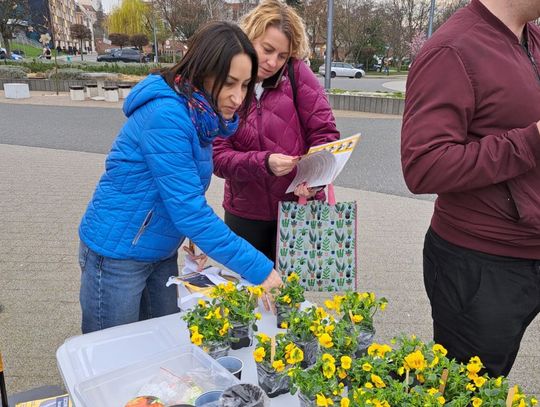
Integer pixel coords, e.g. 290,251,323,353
162,21,258,115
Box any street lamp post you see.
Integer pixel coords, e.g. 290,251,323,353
428,0,436,37
324,0,334,90
151,0,158,63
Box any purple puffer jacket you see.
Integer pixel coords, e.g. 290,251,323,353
213,58,340,221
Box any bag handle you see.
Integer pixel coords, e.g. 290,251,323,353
298,184,336,205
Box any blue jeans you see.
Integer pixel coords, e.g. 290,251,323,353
79,241,179,334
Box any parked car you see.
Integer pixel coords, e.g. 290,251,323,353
318,62,366,78
97,48,149,63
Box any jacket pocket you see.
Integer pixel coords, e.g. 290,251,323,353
132,209,154,245
507,172,540,228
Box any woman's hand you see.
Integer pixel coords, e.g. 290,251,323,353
260,269,283,312
182,245,208,272
294,182,321,199
268,154,299,176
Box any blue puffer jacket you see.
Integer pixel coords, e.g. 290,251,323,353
79,74,273,284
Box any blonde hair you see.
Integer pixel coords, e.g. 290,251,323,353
241,0,310,60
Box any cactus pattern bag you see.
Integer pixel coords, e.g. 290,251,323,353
276,185,357,291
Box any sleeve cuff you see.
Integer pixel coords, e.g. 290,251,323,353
264,152,274,175
522,122,540,162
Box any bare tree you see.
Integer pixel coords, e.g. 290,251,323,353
433,0,469,31
0,0,29,57
301,0,326,58
380,0,430,71
70,24,92,60
108,32,130,48
154,0,211,41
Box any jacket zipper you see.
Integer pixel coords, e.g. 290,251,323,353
132,210,154,245
255,95,275,214
522,42,540,83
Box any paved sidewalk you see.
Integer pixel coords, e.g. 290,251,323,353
0,143,538,399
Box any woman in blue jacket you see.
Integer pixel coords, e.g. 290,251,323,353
78,21,282,334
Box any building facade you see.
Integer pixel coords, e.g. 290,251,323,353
29,0,77,48
75,1,97,52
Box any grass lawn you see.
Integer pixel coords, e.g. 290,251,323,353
10,42,43,58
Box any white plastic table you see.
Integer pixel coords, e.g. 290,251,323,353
57,306,299,406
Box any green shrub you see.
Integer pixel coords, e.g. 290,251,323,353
4,59,161,78
47,68,87,80
309,58,324,73
0,65,28,79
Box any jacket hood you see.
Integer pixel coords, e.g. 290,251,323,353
123,74,181,117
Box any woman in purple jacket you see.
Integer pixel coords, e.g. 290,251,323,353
213,0,340,263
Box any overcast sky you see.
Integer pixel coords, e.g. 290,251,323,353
101,0,119,13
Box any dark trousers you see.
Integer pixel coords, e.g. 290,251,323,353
224,211,277,263
423,228,540,377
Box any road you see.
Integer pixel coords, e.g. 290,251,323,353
53,55,406,93
317,76,407,92
0,103,430,201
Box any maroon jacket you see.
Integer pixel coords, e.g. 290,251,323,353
213,59,340,221
402,0,540,259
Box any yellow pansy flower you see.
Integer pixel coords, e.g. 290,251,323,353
494,376,503,387
473,376,487,388
364,382,373,388
316,393,334,407
340,398,350,407
272,359,285,372
340,356,352,370
432,344,448,356
324,299,335,310
471,397,482,407
190,332,204,346
322,353,335,364
197,299,206,307
282,294,292,304
254,312,262,320
427,388,438,396
286,346,304,365
257,333,270,343
338,368,347,379
362,362,373,372
247,285,264,298
319,333,334,348
325,324,335,334
371,374,386,388
466,383,476,392
322,361,336,379
351,314,364,324
280,321,288,329
286,272,300,283
404,350,426,371
437,396,445,405
253,347,266,363
219,321,230,336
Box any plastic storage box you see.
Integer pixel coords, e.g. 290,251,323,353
73,345,239,406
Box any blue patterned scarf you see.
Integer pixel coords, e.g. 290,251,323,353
174,75,239,145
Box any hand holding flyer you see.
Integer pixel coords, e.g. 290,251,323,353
286,134,361,193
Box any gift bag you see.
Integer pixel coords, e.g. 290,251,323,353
276,185,357,291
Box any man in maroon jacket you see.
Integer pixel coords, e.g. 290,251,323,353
402,0,540,376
